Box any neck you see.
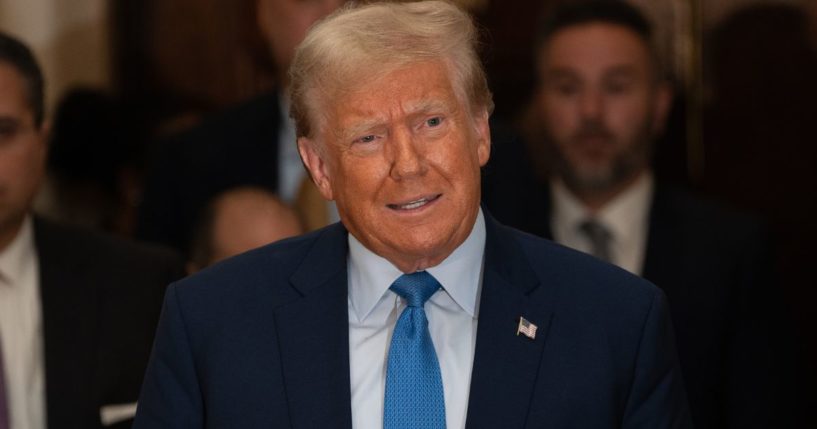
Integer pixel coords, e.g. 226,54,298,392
562,169,648,215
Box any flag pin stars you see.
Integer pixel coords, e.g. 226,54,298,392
517,317,537,340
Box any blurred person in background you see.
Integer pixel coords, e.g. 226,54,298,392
482,1,789,427
705,3,817,424
186,186,302,273
35,88,144,237
136,0,344,259
0,32,183,429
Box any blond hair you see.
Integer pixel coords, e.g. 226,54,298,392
288,0,493,139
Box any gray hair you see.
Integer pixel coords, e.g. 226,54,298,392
288,0,493,139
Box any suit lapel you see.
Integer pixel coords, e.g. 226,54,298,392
466,215,554,429
273,224,353,429
34,219,99,428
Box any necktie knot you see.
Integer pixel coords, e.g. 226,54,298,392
390,271,441,308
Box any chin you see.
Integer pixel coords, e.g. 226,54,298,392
392,228,452,256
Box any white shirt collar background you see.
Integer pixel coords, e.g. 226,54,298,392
551,172,654,275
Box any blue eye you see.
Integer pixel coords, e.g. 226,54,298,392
358,135,376,143
427,117,442,127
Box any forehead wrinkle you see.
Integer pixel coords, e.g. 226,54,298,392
546,61,641,79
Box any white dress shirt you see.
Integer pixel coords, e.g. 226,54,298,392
0,217,46,429
551,173,654,275
348,209,485,429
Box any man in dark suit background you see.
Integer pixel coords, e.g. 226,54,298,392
0,33,183,428
136,0,344,256
134,2,691,427
482,1,788,427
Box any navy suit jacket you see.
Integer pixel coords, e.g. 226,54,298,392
481,129,792,427
32,218,183,429
134,214,691,428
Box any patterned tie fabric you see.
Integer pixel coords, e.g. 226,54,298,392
384,271,446,429
579,219,613,263
0,334,9,429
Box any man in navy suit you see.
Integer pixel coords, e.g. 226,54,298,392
134,1,691,427
482,1,792,427
0,32,183,429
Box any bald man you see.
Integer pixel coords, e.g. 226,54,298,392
187,187,302,272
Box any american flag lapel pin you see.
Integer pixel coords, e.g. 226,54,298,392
517,317,537,340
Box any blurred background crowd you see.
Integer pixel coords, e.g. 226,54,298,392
0,0,815,427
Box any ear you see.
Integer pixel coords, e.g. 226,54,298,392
473,108,491,167
297,136,334,200
651,82,674,135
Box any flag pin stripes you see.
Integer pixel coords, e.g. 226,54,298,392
517,317,537,340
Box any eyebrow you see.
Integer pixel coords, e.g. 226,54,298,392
336,99,452,141
337,117,387,142
408,99,449,115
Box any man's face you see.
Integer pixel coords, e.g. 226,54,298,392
257,0,345,79
299,61,490,272
0,62,46,249
535,22,670,193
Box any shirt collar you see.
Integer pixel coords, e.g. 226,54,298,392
348,208,486,322
596,172,653,247
0,216,36,286
552,172,653,246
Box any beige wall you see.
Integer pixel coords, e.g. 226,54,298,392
0,0,109,116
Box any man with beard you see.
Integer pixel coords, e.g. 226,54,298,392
482,1,787,428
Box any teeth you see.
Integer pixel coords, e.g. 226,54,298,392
400,198,429,210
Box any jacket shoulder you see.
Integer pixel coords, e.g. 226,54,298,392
34,217,183,271
172,224,344,310
501,223,662,315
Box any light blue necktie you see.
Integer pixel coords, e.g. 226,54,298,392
384,271,446,429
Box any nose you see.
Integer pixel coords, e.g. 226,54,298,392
579,88,604,122
389,127,426,180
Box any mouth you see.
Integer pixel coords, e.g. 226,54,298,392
387,194,442,211
575,134,612,146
